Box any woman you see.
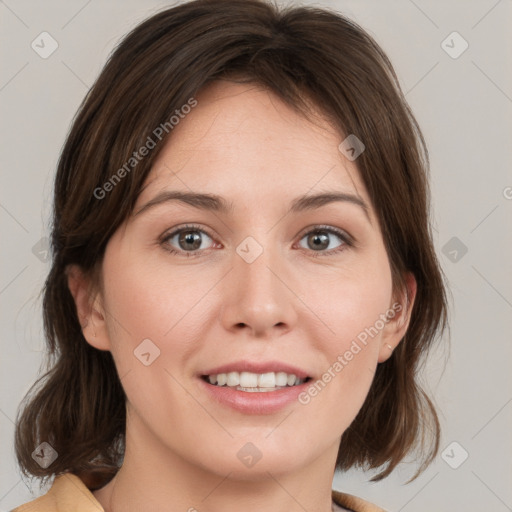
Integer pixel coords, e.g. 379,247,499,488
12,1,448,511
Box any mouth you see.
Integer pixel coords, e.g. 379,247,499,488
201,371,312,393
198,363,314,414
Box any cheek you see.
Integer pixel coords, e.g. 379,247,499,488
102,249,199,339
99,257,204,419
303,253,393,411
317,257,393,350
100,250,216,392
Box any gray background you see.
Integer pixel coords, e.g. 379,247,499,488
1,1,511,511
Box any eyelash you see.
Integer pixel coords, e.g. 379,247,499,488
160,223,354,259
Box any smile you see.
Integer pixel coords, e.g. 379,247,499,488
202,371,310,392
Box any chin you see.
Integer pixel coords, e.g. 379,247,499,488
184,439,304,479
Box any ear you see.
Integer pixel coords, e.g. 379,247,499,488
378,272,417,363
66,264,111,351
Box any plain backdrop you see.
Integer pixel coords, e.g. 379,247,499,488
1,1,511,511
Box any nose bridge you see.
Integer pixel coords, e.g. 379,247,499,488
221,233,297,335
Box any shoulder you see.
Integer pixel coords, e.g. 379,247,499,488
11,473,104,512
332,489,388,512
12,475,383,512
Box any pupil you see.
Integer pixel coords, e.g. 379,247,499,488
310,232,328,250
180,231,201,250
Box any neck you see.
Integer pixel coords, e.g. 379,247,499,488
93,412,339,512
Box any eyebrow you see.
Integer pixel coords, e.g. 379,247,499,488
134,190,370,220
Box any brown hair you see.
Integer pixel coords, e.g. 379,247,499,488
14,0,448,489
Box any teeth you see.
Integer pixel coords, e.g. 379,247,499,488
240,372,258,387
258,372,275,388
275,372,288,386
206,371,305,389
227,372,239,386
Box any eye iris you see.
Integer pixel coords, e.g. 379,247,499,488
179,231,202,251
309,231,329,251
172,229,340,253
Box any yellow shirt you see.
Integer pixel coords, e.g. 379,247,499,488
11,473,386,512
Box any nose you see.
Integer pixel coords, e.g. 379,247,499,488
220,241,298,338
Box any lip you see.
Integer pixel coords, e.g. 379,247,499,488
198,376,311,415
197,360,312,415
200,360,311,380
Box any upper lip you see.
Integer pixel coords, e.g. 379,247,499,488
200,360,311,379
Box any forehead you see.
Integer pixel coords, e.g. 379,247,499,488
137,80,372,214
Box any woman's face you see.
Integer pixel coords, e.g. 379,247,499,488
77,81,411,479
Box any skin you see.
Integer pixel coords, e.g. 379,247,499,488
68,81,416,512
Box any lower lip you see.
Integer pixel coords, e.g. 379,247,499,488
198,377,311,415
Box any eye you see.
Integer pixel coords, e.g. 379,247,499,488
160,224,216,257
296,225,353,257
160,223,353,258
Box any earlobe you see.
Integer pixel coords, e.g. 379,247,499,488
65,264,111,351
378,272,417,363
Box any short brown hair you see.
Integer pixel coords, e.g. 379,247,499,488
14,0,448,489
